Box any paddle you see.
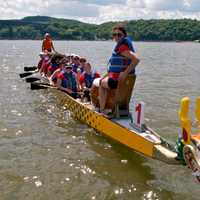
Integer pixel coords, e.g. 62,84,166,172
24,66,37,71
30,82,55,90
30,82,83,99
25,77,41,83
19,72,37,78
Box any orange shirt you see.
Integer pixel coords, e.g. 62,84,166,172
42,39,53,52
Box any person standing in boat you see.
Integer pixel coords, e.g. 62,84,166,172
42,33,55,53
98,25,140,115
56,64,79,98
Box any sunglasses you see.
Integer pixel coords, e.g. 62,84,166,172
112,33,123,37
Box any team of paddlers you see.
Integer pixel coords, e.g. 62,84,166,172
37,25,139,116
38,51,100,100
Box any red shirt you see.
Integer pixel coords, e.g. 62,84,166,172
57,72,65,80
116,44,130,54
79,72,100,84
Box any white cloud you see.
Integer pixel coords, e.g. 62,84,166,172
144,0,183,11
1,0,200,23
41,1,99,18
78,0,125,5
93,0,200,23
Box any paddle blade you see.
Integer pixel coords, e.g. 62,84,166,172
24,66,37,71
30,82,53,90
25,77,41,83
30,82,48,90
19,72,34,78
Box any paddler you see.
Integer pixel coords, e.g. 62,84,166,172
79,57,87,73
79,62,100,102
71,55,80,73
39,52,51,75
79,62,100,90
49,62,66,86
98,25,140,115
42,33,55,53
37,52,45,70
56,64,79,98
46,53,67,77
49,56,70,85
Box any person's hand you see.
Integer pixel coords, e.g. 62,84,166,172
49,79,54,86
77,87,81,92
118,72,127,81
66,88,72,94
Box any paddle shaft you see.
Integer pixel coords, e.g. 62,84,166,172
30,82,83,97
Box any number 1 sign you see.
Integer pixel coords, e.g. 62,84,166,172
133,101,145,129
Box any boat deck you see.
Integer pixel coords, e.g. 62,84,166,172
84,101,161,144
113,118,161,144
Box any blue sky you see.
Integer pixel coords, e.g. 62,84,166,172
1,0,200,24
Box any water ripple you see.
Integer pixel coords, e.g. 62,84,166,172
0,41,200,199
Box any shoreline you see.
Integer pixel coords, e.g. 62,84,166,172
0,39,199,43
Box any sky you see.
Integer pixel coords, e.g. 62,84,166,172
1,0,200,24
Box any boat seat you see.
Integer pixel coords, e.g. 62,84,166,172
113,74,136,118
90,75,136,117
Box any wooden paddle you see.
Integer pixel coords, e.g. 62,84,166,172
30,82,55,90
24,66,37,71
25,77,41,83
19,72,35,78
30,82,83,99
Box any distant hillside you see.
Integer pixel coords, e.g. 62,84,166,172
0,16,200,41
21,16,55,23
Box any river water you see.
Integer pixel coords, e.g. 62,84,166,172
0,40,200,199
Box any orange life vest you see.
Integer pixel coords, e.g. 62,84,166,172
43,39,53,52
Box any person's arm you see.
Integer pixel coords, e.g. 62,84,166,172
79,74,85,90
119,50,140,80
39,60,45,74
80,81,88,91
49,69,59,85
51,41,55,52
42,40,45,52
75,74,81,92
56,78,73,93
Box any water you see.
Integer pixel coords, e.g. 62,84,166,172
0,40,200,199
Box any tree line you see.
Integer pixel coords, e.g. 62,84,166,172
0,16,200,41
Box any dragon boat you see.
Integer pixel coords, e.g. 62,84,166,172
21,66,200,183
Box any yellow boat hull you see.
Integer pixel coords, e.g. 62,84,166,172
52,89,179,164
